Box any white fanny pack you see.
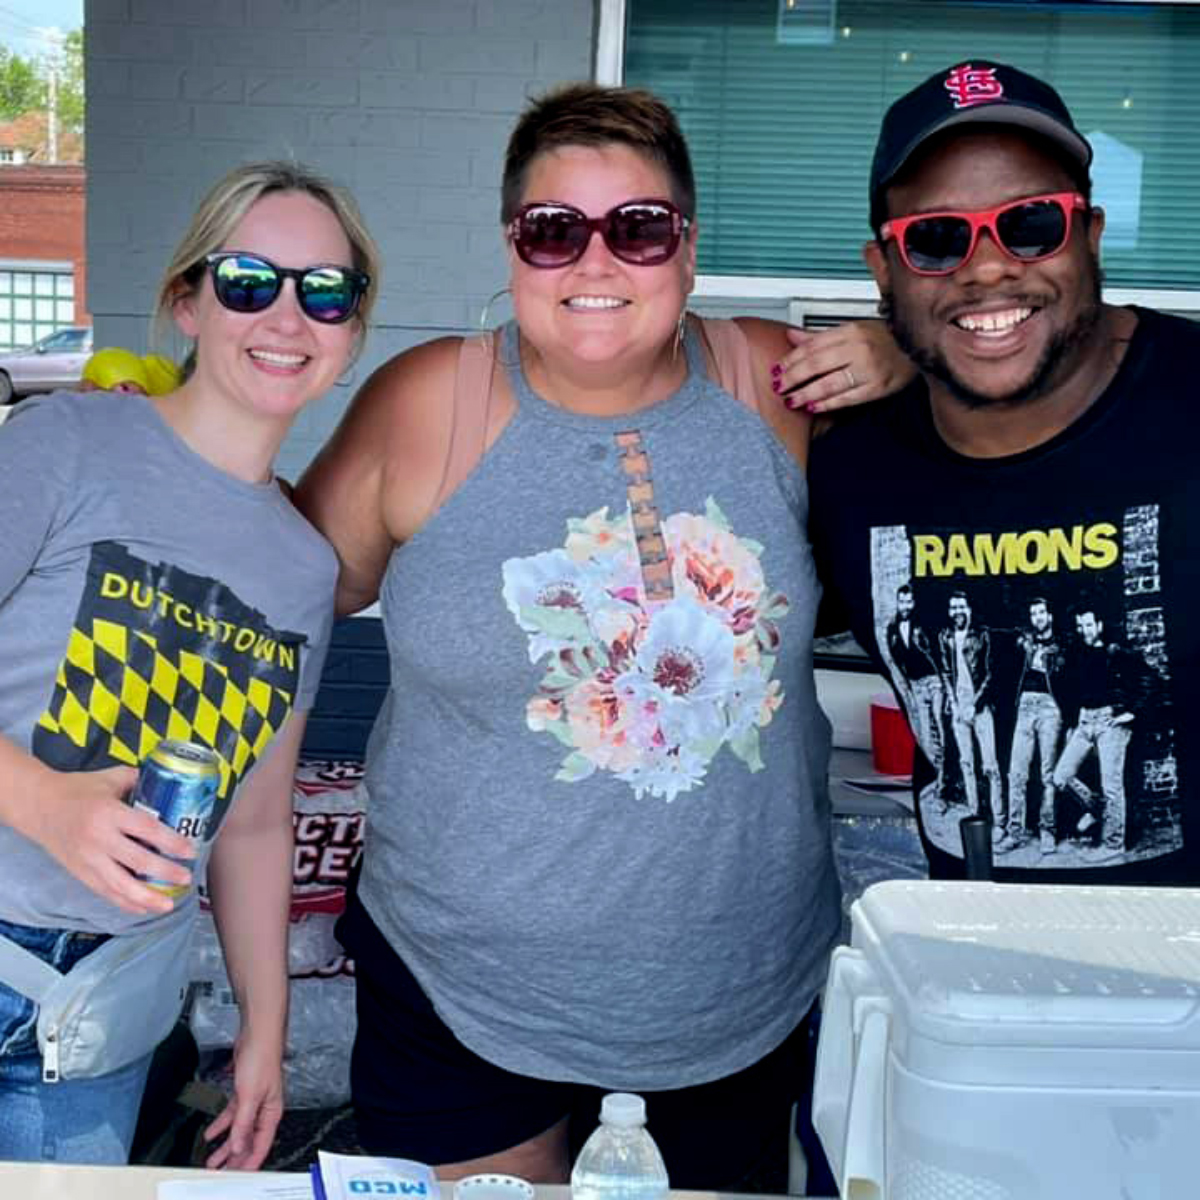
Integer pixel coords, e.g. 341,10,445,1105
0,901,197,1082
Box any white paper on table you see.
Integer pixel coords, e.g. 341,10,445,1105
158,1177,313,1200
317,1151,440,1200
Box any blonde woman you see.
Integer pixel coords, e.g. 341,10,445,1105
0,161,377,1167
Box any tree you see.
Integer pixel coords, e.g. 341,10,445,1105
0,30,84,159
0,45,45,121
53,29,85,137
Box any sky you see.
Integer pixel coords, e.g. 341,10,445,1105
0,0,81,58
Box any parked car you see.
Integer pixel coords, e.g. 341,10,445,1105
0,326,94,405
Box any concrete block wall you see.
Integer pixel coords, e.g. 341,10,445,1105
83,0,595,481
304,616,389,759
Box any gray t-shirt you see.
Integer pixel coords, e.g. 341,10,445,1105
359,323,842,1090
0,390,337,934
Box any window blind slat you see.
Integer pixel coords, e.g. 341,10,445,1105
626,0,1200,289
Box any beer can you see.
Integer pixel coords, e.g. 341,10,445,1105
129,738,220,896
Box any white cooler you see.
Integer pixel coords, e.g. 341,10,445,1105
813,880,1200,1200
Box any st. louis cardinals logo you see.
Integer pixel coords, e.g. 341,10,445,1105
944,64,1004,109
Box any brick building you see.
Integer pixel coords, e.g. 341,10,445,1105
0,162,87,352
0,110,84,165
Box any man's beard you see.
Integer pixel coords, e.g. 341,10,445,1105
879,266,1104,410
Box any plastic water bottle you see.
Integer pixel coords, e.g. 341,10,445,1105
571,1092,669,1200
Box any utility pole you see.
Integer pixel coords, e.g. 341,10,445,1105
41,28,66,165
47,51,57,163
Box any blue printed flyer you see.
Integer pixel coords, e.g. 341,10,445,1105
312,1151,440,1200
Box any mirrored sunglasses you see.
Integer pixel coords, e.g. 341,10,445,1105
881,191,1087,276
202,252,370,324
508,199,691,268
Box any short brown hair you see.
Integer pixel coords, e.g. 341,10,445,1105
501,83,696,224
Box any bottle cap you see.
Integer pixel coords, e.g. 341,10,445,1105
600,1092,647,1127
454,1175,535,1200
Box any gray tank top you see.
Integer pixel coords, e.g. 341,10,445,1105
359,321,841,1088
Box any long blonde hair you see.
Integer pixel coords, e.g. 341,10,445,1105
154,160,381,378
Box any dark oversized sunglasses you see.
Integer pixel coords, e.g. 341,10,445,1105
881,191,1088,276
508,199,691,268
200,252,370,324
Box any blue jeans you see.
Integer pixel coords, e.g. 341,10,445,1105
1008,691,1063,836
1052,706,1132,851
908,674,945,795
0,919,153,1163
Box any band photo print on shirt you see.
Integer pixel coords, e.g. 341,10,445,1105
869,505,1177,871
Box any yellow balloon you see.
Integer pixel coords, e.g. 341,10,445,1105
81,347,150,393
140,353,182,396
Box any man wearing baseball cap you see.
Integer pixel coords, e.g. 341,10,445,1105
807,60,1199,884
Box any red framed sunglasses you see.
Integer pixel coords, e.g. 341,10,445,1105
881,191,1088,276
507,198,691,268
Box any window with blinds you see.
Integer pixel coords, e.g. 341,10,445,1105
623,0,1200,291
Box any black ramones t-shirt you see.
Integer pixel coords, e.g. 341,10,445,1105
808,307,1200,884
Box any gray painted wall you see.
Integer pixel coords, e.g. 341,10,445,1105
83,0,595,479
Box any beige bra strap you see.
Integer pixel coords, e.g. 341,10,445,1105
434,332,498,512
698,316,761,415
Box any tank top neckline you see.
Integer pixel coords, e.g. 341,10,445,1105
500,319,709,432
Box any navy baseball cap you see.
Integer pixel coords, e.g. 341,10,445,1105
869,60,1092,230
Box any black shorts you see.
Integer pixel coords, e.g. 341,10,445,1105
337,891,822,1190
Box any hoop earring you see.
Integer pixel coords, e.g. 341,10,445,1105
671,309,687,361
480,287,512,332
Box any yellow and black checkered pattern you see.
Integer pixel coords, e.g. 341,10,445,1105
36,617,293,799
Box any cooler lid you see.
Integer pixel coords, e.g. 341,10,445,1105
852,881,1200,1048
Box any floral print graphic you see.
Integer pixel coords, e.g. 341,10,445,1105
501,500,789,800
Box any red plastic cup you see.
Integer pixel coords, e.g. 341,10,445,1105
869,693,915,777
